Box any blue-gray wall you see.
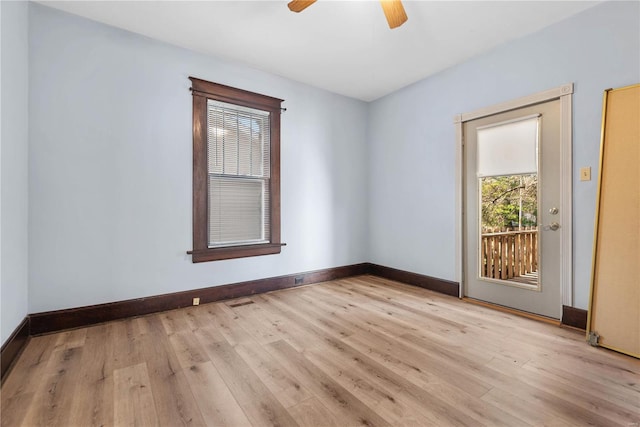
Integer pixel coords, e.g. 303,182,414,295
1,0,30,344
2,1,637,345
368,1,640,309
27,3,369,314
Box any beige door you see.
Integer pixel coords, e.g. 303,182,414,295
464,100,562,319
588,84,640,357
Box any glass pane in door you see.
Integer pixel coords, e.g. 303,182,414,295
479,174,539,287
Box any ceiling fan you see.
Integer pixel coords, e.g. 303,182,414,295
287,0,408,29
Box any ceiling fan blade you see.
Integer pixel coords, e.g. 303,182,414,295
288,0,317,13
380,0,408,29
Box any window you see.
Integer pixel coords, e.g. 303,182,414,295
188,77,284,262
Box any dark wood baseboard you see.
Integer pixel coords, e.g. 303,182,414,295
30,263,370,335
368,263,460,297
1,317,30,383
561,305,588,330
27,262,458,336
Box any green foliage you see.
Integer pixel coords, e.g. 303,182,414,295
481,174,537,230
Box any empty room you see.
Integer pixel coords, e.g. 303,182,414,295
1,1,639,426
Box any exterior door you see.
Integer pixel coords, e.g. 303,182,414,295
464,100,562,319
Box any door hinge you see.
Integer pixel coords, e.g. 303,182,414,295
588,331,600,347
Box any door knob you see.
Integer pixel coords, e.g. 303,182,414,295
544,222,560,231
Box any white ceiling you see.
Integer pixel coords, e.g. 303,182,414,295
38,1,602,101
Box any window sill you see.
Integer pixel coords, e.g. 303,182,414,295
188,243,286,263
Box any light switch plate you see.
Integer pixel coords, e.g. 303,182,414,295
580,167,591,181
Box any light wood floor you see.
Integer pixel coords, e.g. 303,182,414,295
2,275,639,426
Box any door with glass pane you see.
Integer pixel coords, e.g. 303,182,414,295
464,100,561,319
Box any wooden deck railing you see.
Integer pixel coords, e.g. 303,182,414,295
480,227,537,281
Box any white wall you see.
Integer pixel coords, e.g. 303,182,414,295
1,0,30,344
28,3,369,313
368,1,640,309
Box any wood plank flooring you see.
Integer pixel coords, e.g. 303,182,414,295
2,275,639,426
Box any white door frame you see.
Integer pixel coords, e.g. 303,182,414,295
454,83,574,307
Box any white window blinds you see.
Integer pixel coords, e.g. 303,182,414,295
476,115,540,177
207,100,271,247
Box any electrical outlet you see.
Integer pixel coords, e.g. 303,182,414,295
193,297,200,306
295,276,304,285
580,167,591,181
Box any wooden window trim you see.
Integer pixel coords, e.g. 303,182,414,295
188,77,284,263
